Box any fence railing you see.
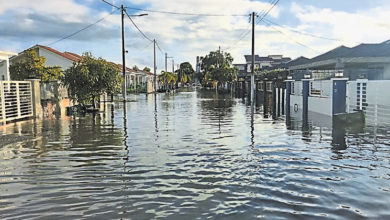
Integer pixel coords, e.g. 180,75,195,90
0,81,33,125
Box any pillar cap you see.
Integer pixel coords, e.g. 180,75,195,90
331,78,349,81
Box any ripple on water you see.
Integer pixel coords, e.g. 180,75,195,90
1,91,390,219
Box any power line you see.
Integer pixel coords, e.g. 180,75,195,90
224,0,280,50
124,10,153,42
101,0,120,10
46,8,119,46
262,19,320,53
125,7,248,17
262,18,346,42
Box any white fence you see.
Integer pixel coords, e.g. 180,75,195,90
0,81,33,125
347,80,390,126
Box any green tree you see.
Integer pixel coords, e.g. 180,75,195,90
200,50,237,87
176,62,194,84
158,71,177,90
9,49,63,82
143,66,151,72
62,52,122,108
132,65,139,71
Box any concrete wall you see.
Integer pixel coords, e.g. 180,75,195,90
39,48,74,71
40,81,72,118
0,60,6,80
308,96,332,116
382,64,390,80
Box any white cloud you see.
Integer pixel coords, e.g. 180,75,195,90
0,0,89,22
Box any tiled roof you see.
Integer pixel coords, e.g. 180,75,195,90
289,39,390,68
37,45,81,62
287,56,310,67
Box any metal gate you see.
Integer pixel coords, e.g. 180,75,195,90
0,81,33,125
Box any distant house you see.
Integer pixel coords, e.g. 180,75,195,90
0,51,17,80
9,45,81,72
234,54,291,79
117,64,155,92
288,40,390,80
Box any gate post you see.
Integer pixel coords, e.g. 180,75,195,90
302,79,311,120
332,78,348,115
27,79,42,119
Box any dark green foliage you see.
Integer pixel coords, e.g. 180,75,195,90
62,52,122,107
199,50,237,87
9,49,63,82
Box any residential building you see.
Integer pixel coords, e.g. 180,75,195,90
288,40,390,80
234,54,291,78
9,45,81,72
0,51,17,80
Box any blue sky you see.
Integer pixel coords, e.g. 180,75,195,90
1,0,390,72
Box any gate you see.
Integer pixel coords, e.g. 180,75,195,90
0,81,33,125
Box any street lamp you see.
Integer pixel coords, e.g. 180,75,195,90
121,5,149,102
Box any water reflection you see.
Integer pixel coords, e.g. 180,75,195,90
1,89,390,219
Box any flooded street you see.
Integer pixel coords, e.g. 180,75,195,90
1,89,390,219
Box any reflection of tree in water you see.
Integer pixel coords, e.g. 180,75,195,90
67,113,124,167
198,90,235,118
198,90,235,133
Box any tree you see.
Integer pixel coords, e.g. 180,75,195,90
62,52,122,108
132,65,139,71
200,50,237,87
9,49,63,82
176,62,194,84
143,66,151,72
158,71,177,90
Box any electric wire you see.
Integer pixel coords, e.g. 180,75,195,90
125,7,248,17
262,19,320,53
262,18,345,42
46,8,119,46
101,0,120,10
223,0,279,50
124,10,153,43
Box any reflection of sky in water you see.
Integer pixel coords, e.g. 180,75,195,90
1,90,390,219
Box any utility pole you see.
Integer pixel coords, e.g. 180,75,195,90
250,11,255,104
121,5,127,102
154,39,157,93
165,53,168,72
172,59,174,74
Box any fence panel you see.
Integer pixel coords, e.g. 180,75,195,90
0,81,33,125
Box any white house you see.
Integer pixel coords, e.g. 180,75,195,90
9,45,81,72
0,51,18,80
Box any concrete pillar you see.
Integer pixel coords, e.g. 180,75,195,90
285,80,293,116
302,79,311,120
28,79,42,119
277,84,281,117
332,78,348,115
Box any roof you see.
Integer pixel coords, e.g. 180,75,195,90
289,39,390,69
37,45,81,62
244,55,291,63
287,56,310,67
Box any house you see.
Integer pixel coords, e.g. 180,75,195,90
0,51,18,80
9,45,81,72
234,54,291,79
288,40,390,80
117,64,155,93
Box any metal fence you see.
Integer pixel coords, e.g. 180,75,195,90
0,81,33,125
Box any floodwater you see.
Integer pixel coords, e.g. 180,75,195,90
1,89,390,219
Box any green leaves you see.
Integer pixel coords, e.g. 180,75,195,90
62,53,122,106
9,49,63,82
199,50,237,86
176,62,194,84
